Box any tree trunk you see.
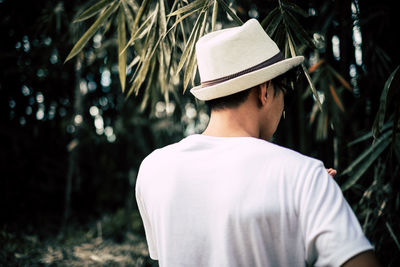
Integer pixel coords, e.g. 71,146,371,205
63,54,84,227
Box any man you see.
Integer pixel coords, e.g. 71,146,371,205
136,19,380,266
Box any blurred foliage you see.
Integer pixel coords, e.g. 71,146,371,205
1,0,399,266
0,209,157,266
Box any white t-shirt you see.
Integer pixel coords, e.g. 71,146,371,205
136,135,372,267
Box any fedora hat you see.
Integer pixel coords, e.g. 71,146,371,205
190,19,304,101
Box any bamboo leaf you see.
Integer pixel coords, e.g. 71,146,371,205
168,0,205,17
385,222,400,251
139,58,157,112
261,7,279,29
183,11,206,90
281,0,308,18
316,111,328,140
158,0,168,35
102,11,116,35
287,32,322,111
302,66,322,99
184,51,197,90
158,43,167,95
341,136,391,191
118,7,127,92
126,28,156,98
286,32,297,56
392,98,400,146
74,0,115,22
165,27,177,83
284,10,314,48
179,13,187,44
265,12,282,36
121,0,135,30
327,65,352,91
176,13,203,74
301,63,323,111
216,0,243,25
373,65,400,138
273,23,286,51
309,102,319,124
123,4,158,54
133,0,150,32
308,59,325,74
169,8,200,34
122,0,150,57
65,1,119,63
329,84,344,112
342,130,392,176
126,0,139,12
347,121,393,147
211,0,218,31
127,55,140,70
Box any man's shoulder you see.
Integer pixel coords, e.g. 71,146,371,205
142,135,322,168
140,139,185,166
253,139,322,166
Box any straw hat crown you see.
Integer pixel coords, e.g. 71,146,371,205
196,19,280,81
190,19,304,101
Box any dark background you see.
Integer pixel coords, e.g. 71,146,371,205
1,0,399,266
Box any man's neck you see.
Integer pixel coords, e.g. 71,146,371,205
202,107,260,138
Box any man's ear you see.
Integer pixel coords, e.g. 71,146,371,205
258,81,270,106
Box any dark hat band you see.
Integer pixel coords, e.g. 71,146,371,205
201,52,284,88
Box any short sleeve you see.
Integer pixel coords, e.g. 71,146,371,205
136,173,159,260
297,162,373,266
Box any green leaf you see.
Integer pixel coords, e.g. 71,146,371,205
133,0,150,32
216,0,243,25
385,222,400,251
281,0,308,18
123,4,159,55
315,111,328,140
184,51,197,90
176,12,203,74
121,0,135,30
301,63,323,111
265,12,282,36
342,130,392,176
372,65,400,138
273,23,285,50
126,27,157,98
183,11,206,90
165,28,177,84
327,64,352,91
127,55,140,70
211,0,218,32
169,8,200,34
284,10,314,48
286,31,297,56
65,1,119,63
168,0,205,17
302,66,322,100
261,7,279,29
348,121,393,147
341,135,391,191
126,0,139,12
158,0,168,35
74,0,115,22
118,6,127,92
139,58,157,112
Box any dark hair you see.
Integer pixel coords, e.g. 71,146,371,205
271,66,301,93
205,88,252,111
205,66,301,111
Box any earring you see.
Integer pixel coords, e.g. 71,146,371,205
283,110,286,119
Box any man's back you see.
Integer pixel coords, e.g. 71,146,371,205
136,135,372,266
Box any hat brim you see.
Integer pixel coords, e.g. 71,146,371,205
190,56,304,101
